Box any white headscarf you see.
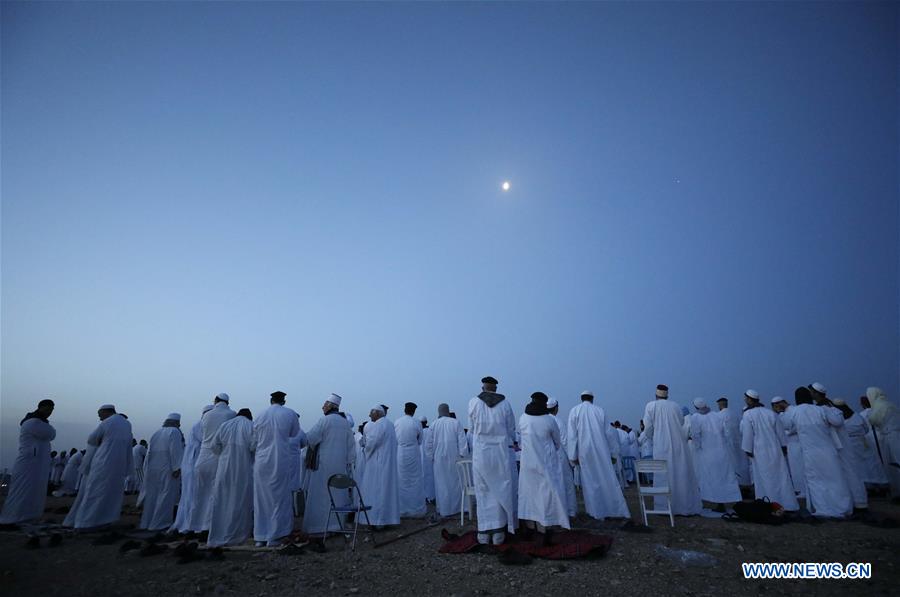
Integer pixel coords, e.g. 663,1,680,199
867,387,894,427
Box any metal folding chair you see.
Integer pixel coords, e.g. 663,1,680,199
635,459,675,527
456,459,476,526
323,474,376,550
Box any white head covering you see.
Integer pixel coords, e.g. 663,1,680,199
216,392,230,403
811,382,827,395
831,399,846,407
692,398,708,410
547,398,559,409
166,413,181,421
744,389,760,400
346,413,355,428
419,415,428,423
99,404,116,411
770,396,787,405
202,404,214,414
580,390,594,398
371,404,385,415
326,393,342,406
867,387,893,427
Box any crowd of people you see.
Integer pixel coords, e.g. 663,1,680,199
1,378,898,548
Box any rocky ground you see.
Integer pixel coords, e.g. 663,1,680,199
0,489,898,597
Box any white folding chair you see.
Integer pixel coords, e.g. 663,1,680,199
635,459,675,527
456,459,476,526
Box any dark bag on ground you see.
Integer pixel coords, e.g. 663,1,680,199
732,498,785,525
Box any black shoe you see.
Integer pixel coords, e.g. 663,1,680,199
24,536,41,549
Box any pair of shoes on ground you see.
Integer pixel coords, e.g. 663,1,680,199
476,532,505,545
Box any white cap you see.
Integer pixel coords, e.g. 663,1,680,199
326,393,342,407
99,404,116,411
811,382,827,395
744,389,760,400
547,398,558,409
216,392,230,403
202,404,214,414
770,396,787,405
166,413,181,421
692,398,708,410
371,404,385,415
419,415,428,423
831,399,846,407
580,390,594,397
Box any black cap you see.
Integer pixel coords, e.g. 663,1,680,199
381,404,389,412
482,376,498,385
271,391,287,400
716,397,728,403
404,402,417,410
530,391,549,403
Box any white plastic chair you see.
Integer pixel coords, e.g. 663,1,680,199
456,459,476,526
635,459,675,527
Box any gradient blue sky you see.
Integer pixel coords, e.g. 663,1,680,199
2,2,898,467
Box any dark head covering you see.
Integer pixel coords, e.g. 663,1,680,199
237,408,253,420
716,397,728,404
481,376,498,385
794,386,813,405
271,391,287,400
525,391,549,416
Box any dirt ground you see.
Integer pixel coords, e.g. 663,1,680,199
0,489,897,597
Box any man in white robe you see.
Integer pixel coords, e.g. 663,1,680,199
866,386,900,498
467,376,517,545
130,439,147,495
0,400,56,524
171,404,211,533
140,414,185,531
360,405,400,527
782,387,852,517
716,397,751,487
64,405,134,529
420,416,436,504
642,385,702,516
771,397,806,500
858,395,889,488
252,391,302,546
689,398,740,508
190,393,235,532
424,403,469,517
568,391,630,519
51,450,66,487
830,399,869,512
740,390,798,511
302,394,357,537
518,393,570,531
57,448,82,496
207,409,255,547
395,402,426,517
548,399,576,517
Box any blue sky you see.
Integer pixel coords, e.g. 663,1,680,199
2,2,898,466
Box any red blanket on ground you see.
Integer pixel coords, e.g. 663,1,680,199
438,528,613,560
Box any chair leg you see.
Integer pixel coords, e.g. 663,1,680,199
351,510,360,551
323,509,332,543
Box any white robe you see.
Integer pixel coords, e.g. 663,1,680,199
252,404,302,542
689,411,741,503
858,408,889,485
171,419,203,532
467,394,517,533
130,444,147,493
360,417,400,525
720,406,751,485
869,403,900,496
140,426,185,530
782,403,852,517
642,399,701,515
394,415,426,517
518,414,570,528
0,417,56,524
60,451,82,496
301,412,356,534
831,411,868,508
421,426,436,501
740,407,798,510
51,452,66,485
567,401,630,519
424,416,468,517
207,416,255,547
64,414,134,528
190,402,236,531
779,409,807,498
551,414,577,517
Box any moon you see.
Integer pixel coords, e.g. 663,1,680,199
502,181,511,191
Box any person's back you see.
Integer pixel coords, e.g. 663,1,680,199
140,424,184,530
207,415,255,546
253,402,301,544
0,409,56,524
567,399,629,519
518,410,569,529
395,413,426,517
192,398,236,531
302,399,355,535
